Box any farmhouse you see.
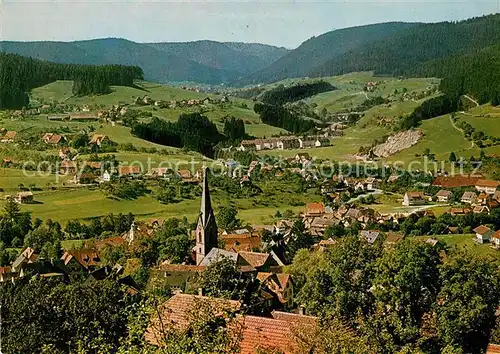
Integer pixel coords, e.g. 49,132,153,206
491,231,500,249
118,165,141,177
402,192,426,206
435,190,453,202
359,230,380,244
304,202,325,217
1,131,17,143
461,191,477,204
221,231,262,252
475,179,500,194
14,191,34,204
473,225,493,244
69,113,98,121
89,134,109,146
42,133,64,145
60,160,77,174
432,175,482,188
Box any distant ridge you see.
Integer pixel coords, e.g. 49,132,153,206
0,38,290,85
238,22,419,85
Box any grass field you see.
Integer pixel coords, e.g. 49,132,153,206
30,80,281,138
9,184,312,226
0,168,72,193
417,234,500,259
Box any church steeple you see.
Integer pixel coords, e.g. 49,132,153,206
195,168,218,265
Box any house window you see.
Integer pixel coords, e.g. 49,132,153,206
198,232,202,243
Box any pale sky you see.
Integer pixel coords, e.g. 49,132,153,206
1,0,499,48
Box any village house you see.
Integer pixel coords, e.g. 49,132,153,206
364,177,380,191
473,225,493,244
450,207,471,216
42,133,64,145
14,191,34,204
359,230,381,244
60,160,77,174
385,232,403,247
308,217,340,237
101,170,111,182
145,293,317,353
304,202,325,217
491,231,500,249
118,165,142,177
147,167,174,179
475,179,500,195
461,191,478,204
435,190,453,203
432,174,482,188
276,137,300,150
221,231,262,252
89,134,109,147
256,272,293,309
11,247,38,272
473,205,490,214
69,113,98,121
402,192,426,206
1,131,17,143
311,238,337,252
61,249,102,270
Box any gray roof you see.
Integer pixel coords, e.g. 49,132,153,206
359,230,380,244
199,248,239,266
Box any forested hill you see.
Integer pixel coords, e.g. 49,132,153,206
419,44,500,105
238,22,419,85
0,38,289,85
311,14,500,78
0,52,143,109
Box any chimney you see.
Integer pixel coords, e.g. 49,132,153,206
198,288,204,296
298,305,305,316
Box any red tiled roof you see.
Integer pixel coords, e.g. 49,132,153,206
239,316,298,354
119,165,141,175
305,202,325,215
487,344,500,354
61,249,101,268
271,311,318,326
476,179,500,188
406,191,425,199
222,232,262,252
177,169,192,179
145,294,241,346
432,175,481,188
473,225,491,235
238,251,270,268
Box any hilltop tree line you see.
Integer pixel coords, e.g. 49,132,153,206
0,52,143,109
131,113,246,157
254,102,315,134
260,81,335,106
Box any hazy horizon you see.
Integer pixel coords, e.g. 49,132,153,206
1,1,499,48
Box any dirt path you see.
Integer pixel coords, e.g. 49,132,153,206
449,115,474,149
463,95,479,107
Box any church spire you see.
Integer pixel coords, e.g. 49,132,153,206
200,167,213,227
195,167,218,265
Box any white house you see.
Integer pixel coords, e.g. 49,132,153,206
435,190,453,203
402,192,426,206
475,180,500,195
101,170,111,182
473,225,493,244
